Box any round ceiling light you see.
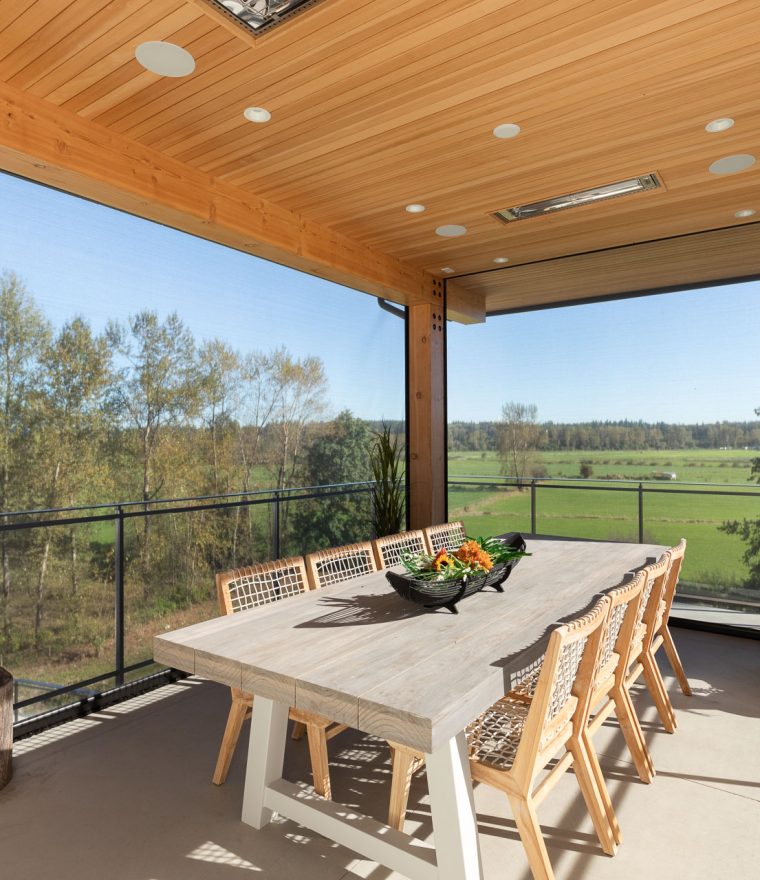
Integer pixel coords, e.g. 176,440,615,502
734,208,756,218
708,154,756,175
440,267,455,274
705,117,734,133
493,123,521,139
405,204,426,213
243,106,271,123
493,257,509,264
435,224,467,237
135,42,195,77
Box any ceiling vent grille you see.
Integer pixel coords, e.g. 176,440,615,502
206,0,324,37
493,173,661,223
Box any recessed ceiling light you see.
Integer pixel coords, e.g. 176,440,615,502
709,154,756,175
493,257,509,264
705,117,734,133
405,204,426,213
735,209,756,218
435,225,467,237
243,106,271,123
222,0,245,12
441,267,455,274
135,42,195,77
493,123,521,139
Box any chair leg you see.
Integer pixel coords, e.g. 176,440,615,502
213,698,250,785
661,627,692,696
306,723,332,800
567,736,619,854
612,686,655,783
506,792,555,880
641,652,677,733
291,721,307,741
388,745,420,831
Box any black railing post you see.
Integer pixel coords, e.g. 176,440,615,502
369,483,377,539
272,491,281,560
531,479,537,535
115,506,125,687
638,483,644,544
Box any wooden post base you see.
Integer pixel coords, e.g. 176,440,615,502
0,667,12,789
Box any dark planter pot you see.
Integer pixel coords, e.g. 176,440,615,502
0,666,12,789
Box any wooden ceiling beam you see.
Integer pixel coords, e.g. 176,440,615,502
446,281,485,324
0,79,488,316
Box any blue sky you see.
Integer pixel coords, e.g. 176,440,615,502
1,171,758,423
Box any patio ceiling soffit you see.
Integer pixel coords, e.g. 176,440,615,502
0,80,485,324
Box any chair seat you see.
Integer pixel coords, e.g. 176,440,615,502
466,695,532,771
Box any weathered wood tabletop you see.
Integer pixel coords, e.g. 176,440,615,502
154,537,665,753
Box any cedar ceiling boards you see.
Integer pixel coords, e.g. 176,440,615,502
0,0,758,317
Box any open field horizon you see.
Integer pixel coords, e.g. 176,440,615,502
448,449,759,590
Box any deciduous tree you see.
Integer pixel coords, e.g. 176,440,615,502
0,271,50,641
107,312,199,576
498,401,541,485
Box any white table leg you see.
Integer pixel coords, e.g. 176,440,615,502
241,696,289,829
426,731,484,880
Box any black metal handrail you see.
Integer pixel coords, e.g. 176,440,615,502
7,473,758,733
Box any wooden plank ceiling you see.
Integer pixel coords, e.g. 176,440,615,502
0,0,758,316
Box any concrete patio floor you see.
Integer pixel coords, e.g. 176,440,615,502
2,627,758,880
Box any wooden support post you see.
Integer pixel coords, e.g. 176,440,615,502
407,279,446,530
0,667,12,790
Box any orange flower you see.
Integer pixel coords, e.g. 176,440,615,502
454,540,493,571
432,548,452,571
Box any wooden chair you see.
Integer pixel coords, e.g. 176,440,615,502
372,529,426,569
305,541,377,589
626,553,678,734
467,595,616,877
212,557,346,797
387,597,618,879
649,539,690,696
508,570,653,846
584,571,653,790
423,521,466,554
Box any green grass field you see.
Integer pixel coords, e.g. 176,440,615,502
448,450,759,590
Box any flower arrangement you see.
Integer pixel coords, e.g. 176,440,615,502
400,535,530,583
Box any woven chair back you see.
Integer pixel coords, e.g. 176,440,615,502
514,595,610,774
629,554,670,662
595,571,646,692
660,538,687,626
305,541,377,589
423,521,466,554
215,556,310,617
373,530,426,569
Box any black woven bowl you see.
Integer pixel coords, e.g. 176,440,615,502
386,532,527,613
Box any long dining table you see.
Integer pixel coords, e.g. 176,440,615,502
154,536,666,880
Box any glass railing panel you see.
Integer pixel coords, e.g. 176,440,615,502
1,516,117,722
448,481,531,538
531,482,640,543
122,502,275,670
279,487,374,558
644,485,760,616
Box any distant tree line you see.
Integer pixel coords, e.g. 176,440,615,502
449,418,760,452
